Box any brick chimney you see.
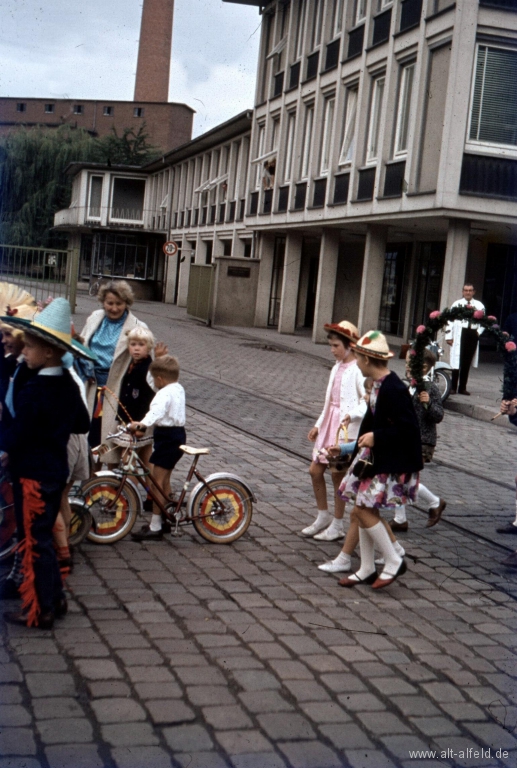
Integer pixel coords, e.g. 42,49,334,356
134,0,174,103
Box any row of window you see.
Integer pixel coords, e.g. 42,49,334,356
171,199,248,229
15,103,145,118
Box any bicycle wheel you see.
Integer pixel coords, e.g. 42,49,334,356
433,370,451,402
191,477,253,544
0,479,17,562
68,497,93,547
82,476,140,544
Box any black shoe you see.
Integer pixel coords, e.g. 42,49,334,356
459,390,471,396
4,610,55,629
54,597,68,618
389,520,408,532
130,525,163,542
496,523,517,535
0,579,21,600
450,389,457,395
143,498,153,512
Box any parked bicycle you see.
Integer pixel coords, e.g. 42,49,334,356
79,428,255,545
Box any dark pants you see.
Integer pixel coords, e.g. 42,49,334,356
13,478,64,616
451,328,479,393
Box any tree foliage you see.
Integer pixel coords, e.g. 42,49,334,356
0,124,158,247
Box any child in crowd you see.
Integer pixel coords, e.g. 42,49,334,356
337,331,422,589
129,355,186,542
303,321,366,542
0,299,91,628
389,348,446,531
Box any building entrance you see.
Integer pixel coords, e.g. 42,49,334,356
411,242,446,336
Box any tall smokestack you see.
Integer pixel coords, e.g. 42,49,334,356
134,0,174,103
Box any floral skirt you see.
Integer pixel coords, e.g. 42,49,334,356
339,450,419,509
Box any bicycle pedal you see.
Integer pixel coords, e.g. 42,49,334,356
170,529,184,537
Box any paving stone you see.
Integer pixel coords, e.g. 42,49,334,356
432,737,498,767
357,711,412,735
462,721,517,750
37,717,94,744
44,745,104,768
282,679,331,702
186,685,237,706
277,740,342,768
0,727,37,755
33,697,86,720
268,660,314,679
215,729,273,755
175,666,227,685
422,682,466,703
175,752,228,768
239,690,294,714
0,663,23,683
338,693,387,712
126,665,175,683
0,685,22,704
163,723,214,752
320,673,368,693
230,753,287,768
409,716,462,736
101,722,159,746
380,735,437,760
91,698,147,723
300,702,351,724
146,699,196,725
231,669,281,691
134,681,182,699
67,643,111,658
344,749,398,768
25,672,76,698
87,681,132,698
247,643,292,660
74,658,123,680
18,654,68,672
110,746,174,768
0,704,31,726
0,760,40,768
257,713,315,740
202,705,253,730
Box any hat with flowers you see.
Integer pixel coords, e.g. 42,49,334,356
323,320,360,343
354,330,394,360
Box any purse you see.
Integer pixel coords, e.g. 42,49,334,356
352,448,375,479
328,424,353,474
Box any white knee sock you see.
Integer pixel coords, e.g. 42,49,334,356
332,551,351,567
354,527,376,580
150,514,162,532
394,505,407,524
367,521,402,578
418,483,440,510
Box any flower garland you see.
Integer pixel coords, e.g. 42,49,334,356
408,306,517,400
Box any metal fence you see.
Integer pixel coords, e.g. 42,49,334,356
0,245,79,310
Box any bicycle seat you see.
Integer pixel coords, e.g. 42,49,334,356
180,445,210,455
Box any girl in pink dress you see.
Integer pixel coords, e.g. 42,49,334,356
303,321,366,541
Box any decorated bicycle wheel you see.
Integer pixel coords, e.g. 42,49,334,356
0,478,17,561
191,477,253,544
82,476,139,544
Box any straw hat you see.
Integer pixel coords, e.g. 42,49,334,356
1,297,96,361
323,320,360,343
354,330,394,360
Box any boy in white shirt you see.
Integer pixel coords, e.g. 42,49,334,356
129,355,186,541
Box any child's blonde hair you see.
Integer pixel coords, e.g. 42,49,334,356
149,355,179,383
126,326,155,351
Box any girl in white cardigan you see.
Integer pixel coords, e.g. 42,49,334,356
303,321,366,541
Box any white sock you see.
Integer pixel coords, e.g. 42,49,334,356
418,484,440,510
367,521,402,578
513,500,517,526
332,551,351,567
394,541,405,557
394,505,407,524
314,509,331,526
354,527,376,580
326,517,344,535
149,514,162,532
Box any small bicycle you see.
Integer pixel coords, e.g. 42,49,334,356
79,428,255,545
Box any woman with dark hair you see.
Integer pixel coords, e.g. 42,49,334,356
81,280,148,461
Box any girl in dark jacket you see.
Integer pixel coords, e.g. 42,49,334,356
338,331,423,589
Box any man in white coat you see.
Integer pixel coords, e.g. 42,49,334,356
445,284,485,395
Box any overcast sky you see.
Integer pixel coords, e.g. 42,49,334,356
0,0,261,136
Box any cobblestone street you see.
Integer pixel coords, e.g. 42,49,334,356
2,297,517,768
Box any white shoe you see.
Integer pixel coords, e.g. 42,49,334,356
318,559,351,573
300,518,331,537
313,525,345,541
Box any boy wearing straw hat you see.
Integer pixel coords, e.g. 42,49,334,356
0,298,92,629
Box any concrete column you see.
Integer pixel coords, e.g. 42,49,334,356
177,235,195,307
254,233,275,327
356,225,387,334
439,219,470,310
278,232,303,334
312,230,340,343
163,251,178,304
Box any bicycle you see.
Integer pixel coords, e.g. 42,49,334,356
0,472,92,562
79,428,255,545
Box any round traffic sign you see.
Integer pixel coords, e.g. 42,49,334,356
163,241,178,256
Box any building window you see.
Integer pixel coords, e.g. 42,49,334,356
254,124,266,188
339,88,358,165
88,176,103,219
355,0,367,24
310,0,324,50
331,0,344,37
295,0,307,60
468,45,517,150
73,105,84,115
380,0,393,7
284,112,296,182
133,107,145,117
110,178,146,221
103,106,113,116
366,76,385,163
393,63,415,156
16,103,26,113
379,246,408,337
271,117,280,151
44,104,54,114
300,104,314,179
320,97,336,175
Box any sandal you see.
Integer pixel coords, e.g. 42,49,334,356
338,571,377,588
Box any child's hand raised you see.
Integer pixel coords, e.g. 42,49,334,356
155,342,168,358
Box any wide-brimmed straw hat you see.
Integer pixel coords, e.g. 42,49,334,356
354,330,394,360
323,320,360,343
1,297,96,361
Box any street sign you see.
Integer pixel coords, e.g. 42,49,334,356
163,241,178,256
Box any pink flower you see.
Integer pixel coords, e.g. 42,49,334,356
503,331,510,337
409,349,416,356
493,324,500,330
473,310,484,320
487,315,497,322
416,325,426,334
410,378,417,386
429,311,441,320
505,341,517,352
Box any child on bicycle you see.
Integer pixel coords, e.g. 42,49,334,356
129,354,186,541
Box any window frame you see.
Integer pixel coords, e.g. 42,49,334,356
103,106,113,116
331,0,344,37
300,103,315,180
320,96,336,175
87,175,104,220
310,0,324,51
294,0,307,60
366,75,386,164
355,0,367,25
284,112,297,183
254,124,266,189
44,104,55,114
339,87,358,166
73,104,84,115
393,62,415,158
